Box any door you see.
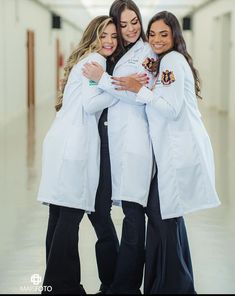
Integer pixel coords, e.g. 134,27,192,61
27,30,35,109
56,38,60,92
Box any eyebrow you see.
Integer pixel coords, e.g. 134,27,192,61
102,32,117,35
120,17,138,24
150,29,169,34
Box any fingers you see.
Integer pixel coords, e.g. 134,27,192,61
129,73,138,78
83,62,96,70
83,62,91,67
129,73,146,80
135,76,147,82
135,77,149,85
114,86,128,91
82,63,95,77
137,73,147,77
82,65,91,72
111,76,127,86
91,61,101,67
82,70,89,78
111,81,125,86
111,76,124,82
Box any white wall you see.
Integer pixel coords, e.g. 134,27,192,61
0,0,84,127
0,0,6,126
191,0,235,120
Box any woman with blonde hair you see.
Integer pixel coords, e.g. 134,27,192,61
37,15,119,294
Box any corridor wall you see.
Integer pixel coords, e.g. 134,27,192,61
191,0,235,120
0,0,85,127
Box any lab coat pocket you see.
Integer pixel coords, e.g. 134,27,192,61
122,153,151,205
126,118,150,157
64,125,87,161
58,159,86,200
171,131,200,169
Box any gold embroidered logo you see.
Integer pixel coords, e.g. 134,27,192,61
161,70,175,85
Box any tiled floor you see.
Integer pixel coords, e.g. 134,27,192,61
0,99,235,294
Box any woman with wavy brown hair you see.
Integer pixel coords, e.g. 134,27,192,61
82,0,155,293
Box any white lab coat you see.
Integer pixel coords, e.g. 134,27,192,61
97,38,155,206
37,53,116,212
136,51,221,219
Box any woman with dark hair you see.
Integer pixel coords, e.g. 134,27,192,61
82,0,155,294
112,11,220,294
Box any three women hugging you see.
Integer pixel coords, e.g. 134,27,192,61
37,0,220,294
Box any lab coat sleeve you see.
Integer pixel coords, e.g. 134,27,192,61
98,72,144,105
97,46,155,106
81,55,118,114
136,53,185,120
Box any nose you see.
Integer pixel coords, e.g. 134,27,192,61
106,35,113,44
152,34,161,43
127,23,135,32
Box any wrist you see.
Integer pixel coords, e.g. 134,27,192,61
134,83,142,93
96,70,104,83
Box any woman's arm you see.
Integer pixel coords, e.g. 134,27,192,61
82,80,118,114
81,54,118,114
112,53,185,120
82,46,155,105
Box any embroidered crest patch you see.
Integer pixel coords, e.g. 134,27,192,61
142,57,158,73
161,70,175,85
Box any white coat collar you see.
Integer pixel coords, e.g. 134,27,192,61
114,38,145,71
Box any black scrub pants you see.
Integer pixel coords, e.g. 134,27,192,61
87,123,119,293
43,205,86,294
144,172,196,294
87,108,119,293
43,109,119,294
108,201,146,294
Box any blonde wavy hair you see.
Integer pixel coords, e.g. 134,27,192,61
55,15,114,111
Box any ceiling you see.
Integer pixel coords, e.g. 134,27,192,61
38,0,212,30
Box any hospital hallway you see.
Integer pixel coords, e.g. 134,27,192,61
0,98,234,294
1,0,235,294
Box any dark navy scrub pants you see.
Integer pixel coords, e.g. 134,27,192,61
144,172,196,294
108,201,146,294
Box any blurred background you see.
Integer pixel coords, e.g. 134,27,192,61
0,0,235,294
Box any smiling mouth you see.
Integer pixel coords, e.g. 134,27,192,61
128,33,137,37
103,46,114,50
152,44,165,49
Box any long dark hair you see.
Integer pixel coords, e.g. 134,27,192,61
147,11,202,99
109,0,147,54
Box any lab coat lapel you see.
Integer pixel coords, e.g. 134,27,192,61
114,38,144,71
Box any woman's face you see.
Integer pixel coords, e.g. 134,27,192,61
148,19,174,55
98,23,118,57
120,9,141,45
